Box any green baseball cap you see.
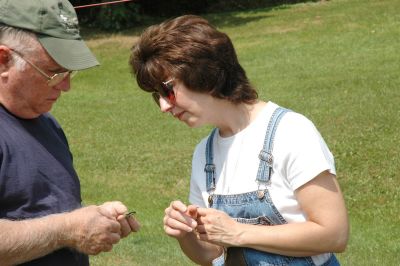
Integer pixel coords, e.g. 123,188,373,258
0,0,99,70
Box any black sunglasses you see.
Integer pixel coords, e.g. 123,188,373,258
152,78,175,106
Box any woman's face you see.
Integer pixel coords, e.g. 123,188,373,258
157,79,214,128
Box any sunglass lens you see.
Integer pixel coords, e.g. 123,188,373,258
152,79,175,107
167,91,175,103
161,81,175,102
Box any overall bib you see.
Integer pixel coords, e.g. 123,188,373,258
204,107,339,266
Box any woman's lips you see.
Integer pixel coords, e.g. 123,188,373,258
174,111,185,121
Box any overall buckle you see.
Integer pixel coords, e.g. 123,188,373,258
258,150,273,166
204,163,216,173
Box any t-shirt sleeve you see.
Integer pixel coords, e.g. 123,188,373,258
44,113,73,160
0,145,3,169
189,175,205,207
188,139,208,207
277,112,336,191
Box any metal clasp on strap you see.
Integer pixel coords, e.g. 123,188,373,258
256,183,266,200
204,163,216,173
208,195,214,206
205,163,216,204
258,150,273,166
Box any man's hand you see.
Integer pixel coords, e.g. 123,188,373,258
63,201,140,255
100,201,140,237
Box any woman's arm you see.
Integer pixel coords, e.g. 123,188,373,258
196,171,349,256
178,231,223,265
164,201,223,265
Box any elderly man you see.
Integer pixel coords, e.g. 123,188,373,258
0,1,139,265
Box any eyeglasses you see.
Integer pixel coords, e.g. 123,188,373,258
152,78,175,106
10,48,75,87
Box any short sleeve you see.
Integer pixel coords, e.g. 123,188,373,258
188,138,208,207
276,112,336,191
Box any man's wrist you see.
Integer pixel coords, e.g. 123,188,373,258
52,211,76,248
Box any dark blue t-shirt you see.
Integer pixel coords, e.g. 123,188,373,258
0,105,89,265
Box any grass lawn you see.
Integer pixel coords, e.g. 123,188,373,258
52,0,400,265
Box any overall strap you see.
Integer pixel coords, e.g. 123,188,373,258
256,107,290,184
205,128,218,193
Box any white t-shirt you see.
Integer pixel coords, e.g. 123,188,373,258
189,102,335,265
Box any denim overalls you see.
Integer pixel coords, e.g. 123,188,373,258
204,107,339,266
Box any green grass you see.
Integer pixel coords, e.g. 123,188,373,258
52,0,400,265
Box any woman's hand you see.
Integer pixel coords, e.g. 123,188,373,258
163,201,198,239
195,208,242,247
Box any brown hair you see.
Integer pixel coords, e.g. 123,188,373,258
129,15,258,104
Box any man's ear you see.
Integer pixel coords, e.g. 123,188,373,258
0,46,12,78
0,45,11,65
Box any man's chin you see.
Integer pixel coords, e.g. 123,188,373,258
34,103,55,116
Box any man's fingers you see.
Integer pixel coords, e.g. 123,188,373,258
108,232,122,244
116,215,131,237
109,219,122,235
109,201,128,215
100,201,128,217
126,216,141,232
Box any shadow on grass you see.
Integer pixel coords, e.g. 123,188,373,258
79,0,319,40
80,12,273,41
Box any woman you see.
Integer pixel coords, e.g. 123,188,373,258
130,15,349,266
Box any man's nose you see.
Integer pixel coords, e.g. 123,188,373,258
53,75,71,92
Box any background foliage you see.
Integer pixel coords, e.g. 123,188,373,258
70,0,321,30
56,0,399,265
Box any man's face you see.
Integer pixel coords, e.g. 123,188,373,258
0,42,71,119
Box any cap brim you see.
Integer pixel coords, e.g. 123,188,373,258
37,35,99,71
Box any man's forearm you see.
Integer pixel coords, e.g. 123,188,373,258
0,214,68,265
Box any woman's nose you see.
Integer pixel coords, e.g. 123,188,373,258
159,96,174,113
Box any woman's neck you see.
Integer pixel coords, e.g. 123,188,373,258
215,100,267,137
